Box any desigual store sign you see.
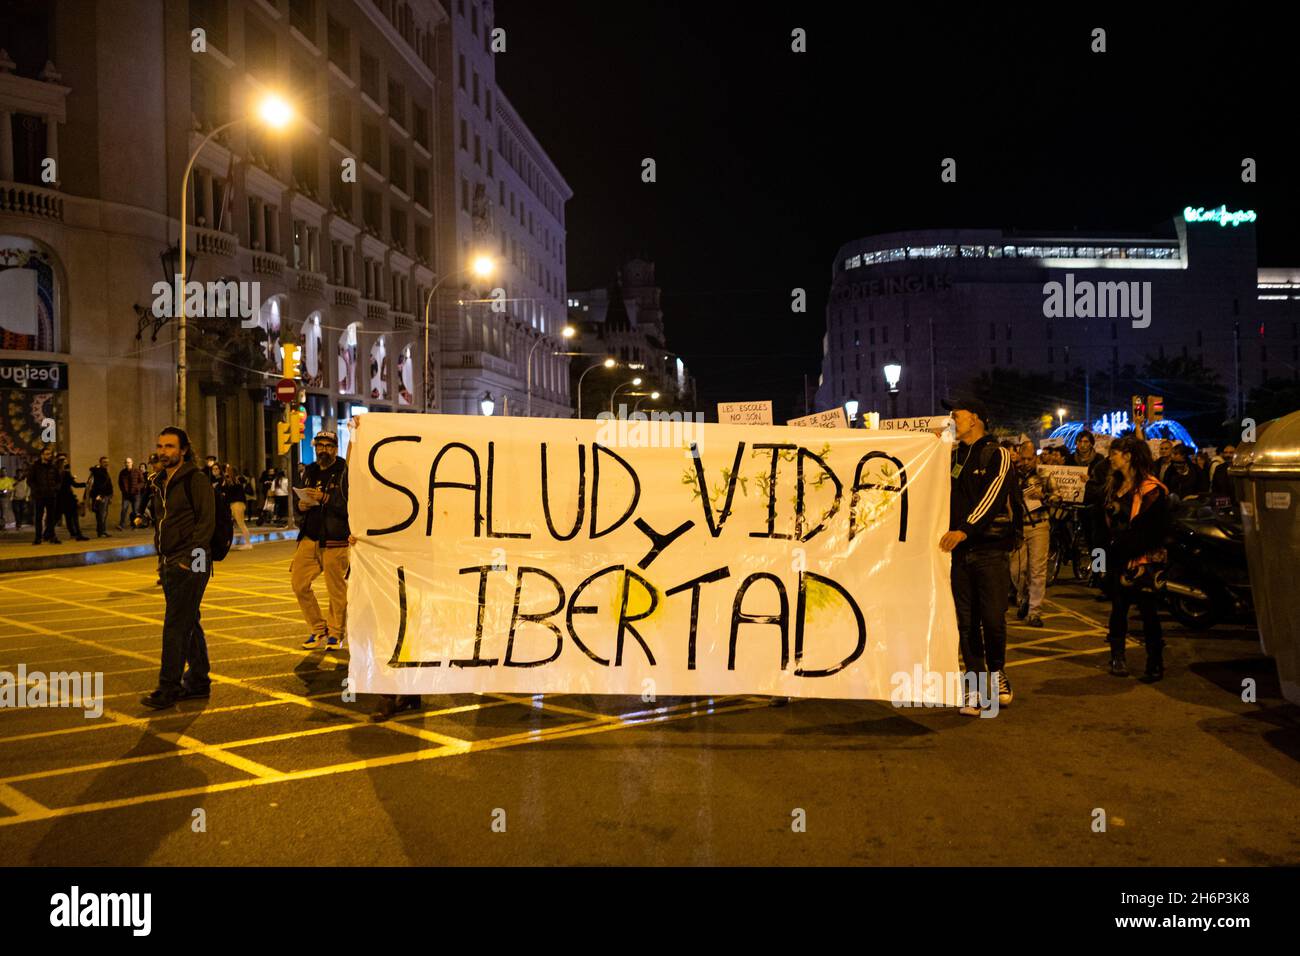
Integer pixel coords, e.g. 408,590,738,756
0,359,68,390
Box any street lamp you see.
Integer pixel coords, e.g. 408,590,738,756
844,397,860,425
634,391,661,412
1057,407,1067,427
177,92,294,424
422,254,497,413
883,362,902,419
576,357,616,419
527,324,575,416
480,391,495,416
609,377,642,415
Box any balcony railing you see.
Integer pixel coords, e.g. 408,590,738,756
391,311,414,331
192,226,236,257
332,286,359,308
0,181,63,221
294,270,327,295
458,351,515,376
251,251,285,278
363,299,389,324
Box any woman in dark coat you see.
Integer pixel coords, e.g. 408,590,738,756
1102,435,1171,681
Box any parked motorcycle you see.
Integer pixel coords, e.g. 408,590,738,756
1154,496,1254,631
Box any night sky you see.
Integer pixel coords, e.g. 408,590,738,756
494,3,1297,420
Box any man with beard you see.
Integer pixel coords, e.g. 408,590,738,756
293,432,351,652
141,427,216,710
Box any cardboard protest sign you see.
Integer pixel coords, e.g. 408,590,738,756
347,413,959,702
787,408,848,429
718,400,773,425
1039,465,1089,503
874,415,952,434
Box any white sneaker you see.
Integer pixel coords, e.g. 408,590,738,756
996,670,1013,705
959,689,982,716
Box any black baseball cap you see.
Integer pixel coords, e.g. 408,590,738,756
941,396,990,426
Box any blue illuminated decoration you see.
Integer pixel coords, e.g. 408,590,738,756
1048,415,1198,452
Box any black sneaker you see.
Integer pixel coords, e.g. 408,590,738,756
996,670,1013,705
177,683,211,701
1109,658,1129,677
1027,613,1043,627
1016,599,1029,621
141,690,178,710
1140,661,1165,683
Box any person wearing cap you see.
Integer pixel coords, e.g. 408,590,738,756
939,397,1017,715
293,431,351,651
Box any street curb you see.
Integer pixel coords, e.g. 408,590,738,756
0,530,299,573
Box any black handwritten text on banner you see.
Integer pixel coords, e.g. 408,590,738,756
347,414,958,701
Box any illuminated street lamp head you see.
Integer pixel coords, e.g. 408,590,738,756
602,357,616,368
479,391,495,416
883,363,902,391
257,93,294,129
561,325,576,339
1057,407,1067,418
470,255,495,279
651,391,660,400
632,377,642,386
845,398,860,420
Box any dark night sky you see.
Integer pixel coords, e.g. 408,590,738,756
494,3,1297,420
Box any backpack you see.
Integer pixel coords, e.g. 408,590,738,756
181,471,235,562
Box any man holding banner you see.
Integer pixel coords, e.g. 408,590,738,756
939,398,1016,715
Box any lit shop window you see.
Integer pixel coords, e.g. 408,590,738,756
959,245,987,257
397,345,414,406
301,312,324,387
259,297,283,372
369,335,389,401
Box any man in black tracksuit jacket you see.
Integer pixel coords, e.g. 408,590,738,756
940,398,1017,713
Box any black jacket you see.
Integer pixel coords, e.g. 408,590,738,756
296,458,349,544
151,462,217,568
28,459,61,499
57,469,85,505
1104,477,1170,569
950,435,1015,550
89,465,114,498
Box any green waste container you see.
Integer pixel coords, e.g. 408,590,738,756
1231,411,1300,705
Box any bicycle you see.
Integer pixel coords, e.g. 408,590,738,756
1046,499,1095,584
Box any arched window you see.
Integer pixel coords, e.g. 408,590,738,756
369,335,389,400
337,322,358,394
301,312,324,387
0,237,59,352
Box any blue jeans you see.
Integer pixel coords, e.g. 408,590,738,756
158,562,212,694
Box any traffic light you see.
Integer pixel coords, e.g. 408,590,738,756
1131,394,1147,426
281,343,301,380
276,419,292,455
290,408,305,443
1148,395,1164,421
1040,413,1053,433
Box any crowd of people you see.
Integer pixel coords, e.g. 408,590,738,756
0,450,315,545
941,398,1238,716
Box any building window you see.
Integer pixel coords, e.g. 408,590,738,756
990,348,997,365
389,143,406,191
390,209,406,250
471,2,479,35
413,167,429,208
327,16,349,70
329,93,351,147
472,71,480,106
361,122,381,170
473,134,481,165
360,49,380,100
461,177,469,213
486,88,492,121
487,148,494,177
338,323,359,394
459,118,468,150
363,189,382,233
388,78,405,128
289,0,315,43
190,0,229,51
412,104,429,149
458,52,466,89
245,13,277,80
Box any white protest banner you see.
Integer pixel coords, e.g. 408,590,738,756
347,413,959,702
873,415,952,434
718,400,773,425
787,408,848,429
1038,436,1066,449
1039,465,1089,503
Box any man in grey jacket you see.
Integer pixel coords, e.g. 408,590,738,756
141,426,216,710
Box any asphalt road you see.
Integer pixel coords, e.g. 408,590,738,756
0,541,1296,865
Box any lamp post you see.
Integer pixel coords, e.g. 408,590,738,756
1057,407,1067,427
576,357,616,419
633,391,661,413
884,362,902,420
527,324,575,416
844,397,860,426
609,377,642,415
177,93,293,424
423,254,495,414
